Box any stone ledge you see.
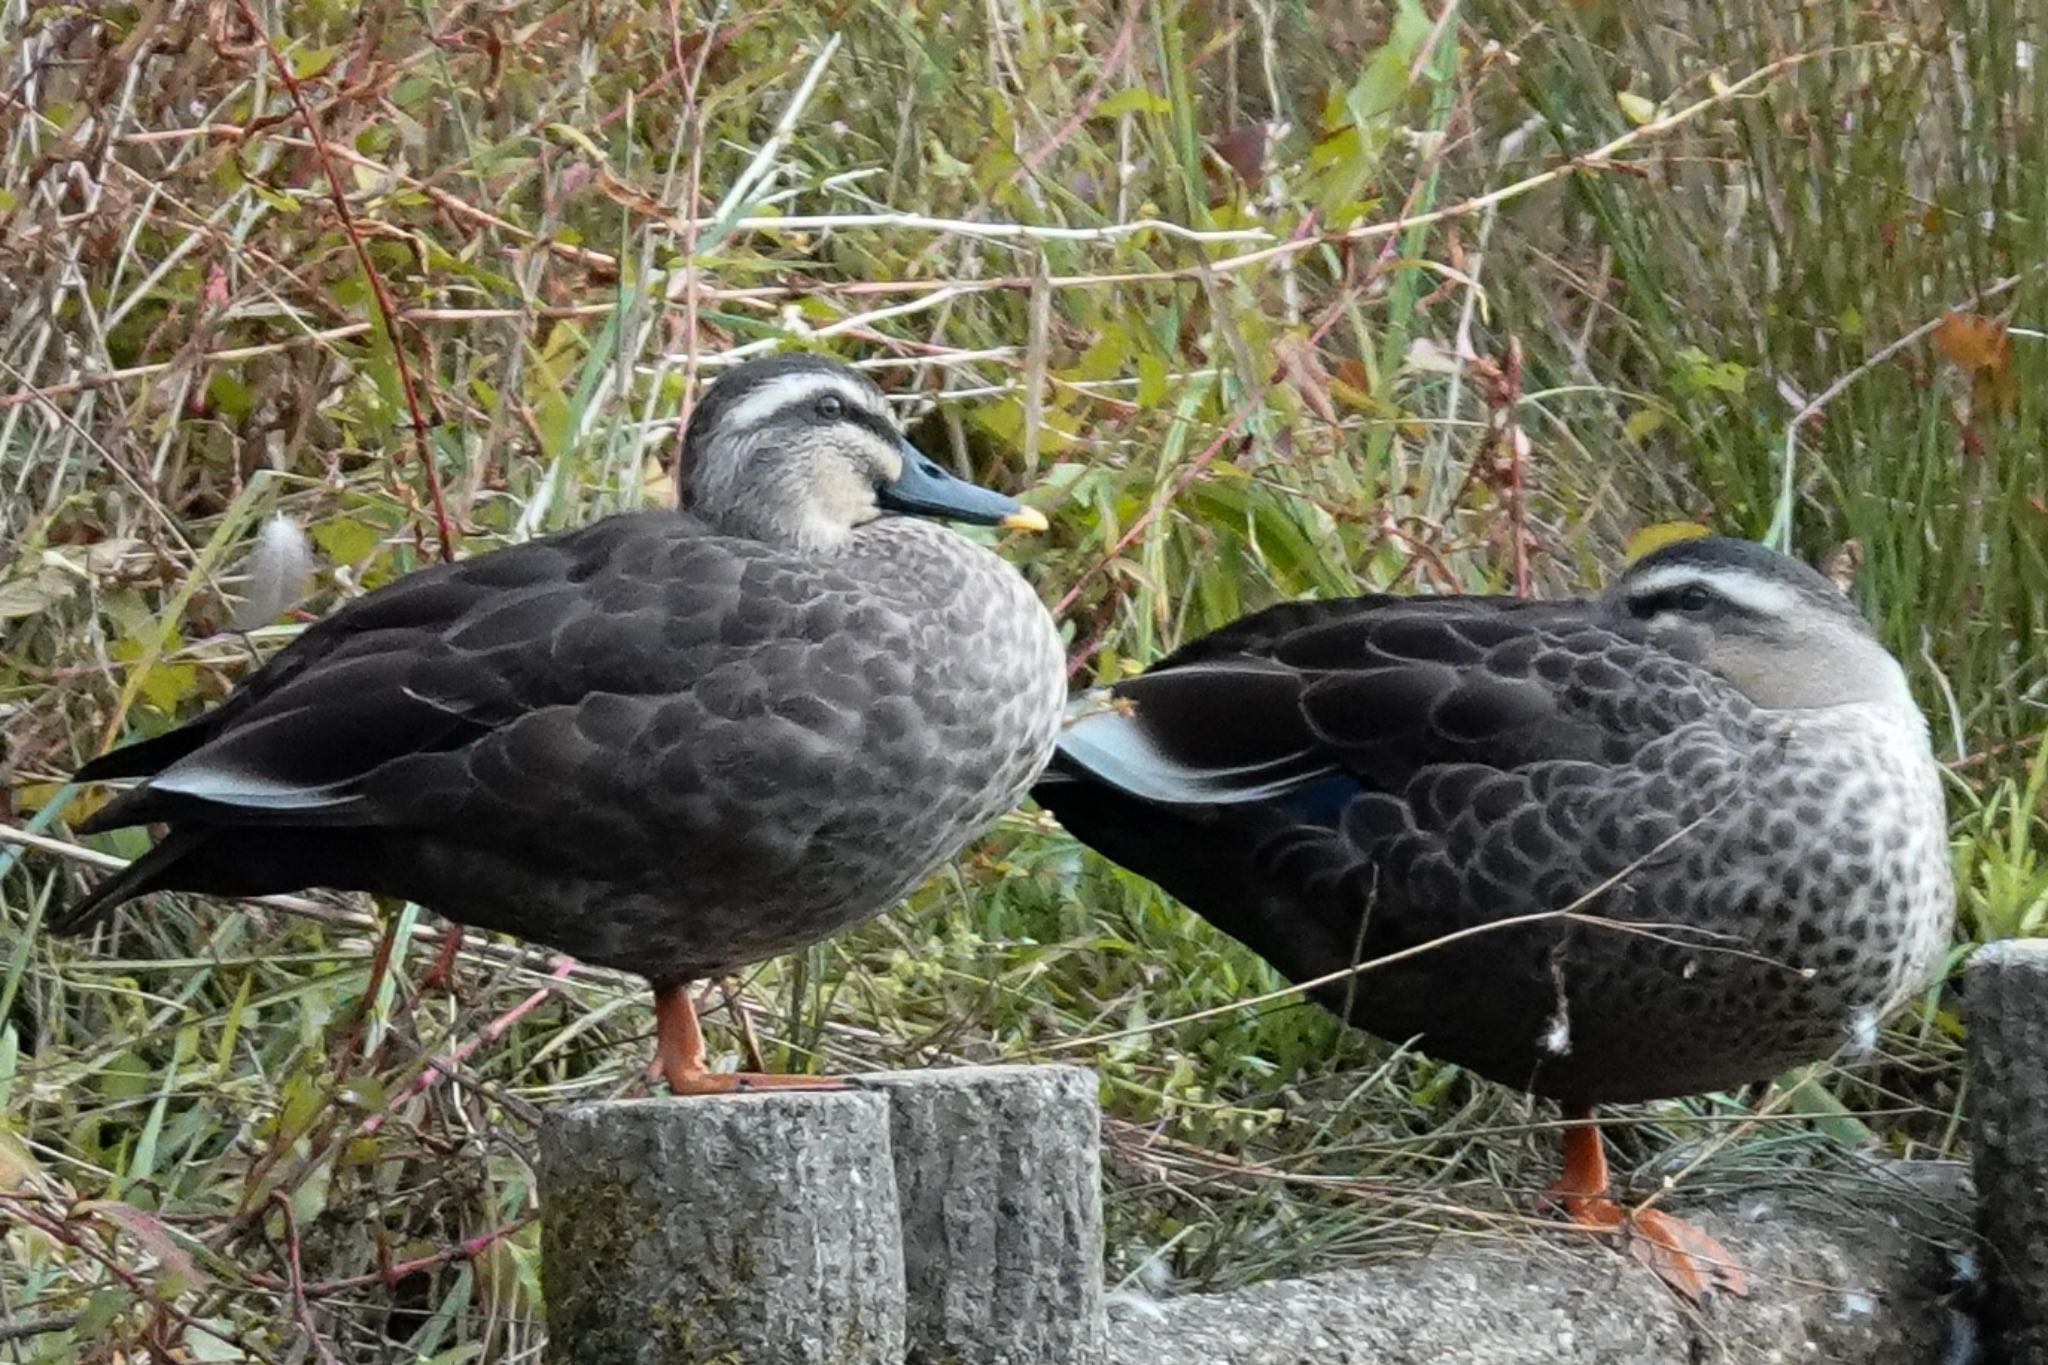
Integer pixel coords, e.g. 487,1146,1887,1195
1968,938,2048,1361
1105,1162,1974,1365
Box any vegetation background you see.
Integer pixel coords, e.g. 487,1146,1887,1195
2,0,2043,1358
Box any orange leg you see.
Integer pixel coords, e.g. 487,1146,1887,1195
649,984,850,1095
1544,1108,1749,1302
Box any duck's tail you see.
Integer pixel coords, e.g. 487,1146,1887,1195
49,827,214,936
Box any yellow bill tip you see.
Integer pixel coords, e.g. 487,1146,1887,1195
1623,520,1711,564
999,506,1050,533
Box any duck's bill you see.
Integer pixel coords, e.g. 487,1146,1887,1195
880,438,1046,532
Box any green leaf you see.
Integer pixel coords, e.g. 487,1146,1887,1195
0,567,75,620
925,136,972,181
290,1158,334,1228
310,516,384,567
1136,352,1169,408
1779,1066,1877,1146
215,972,253,1078
1623,407,1667,441
1346,0,1431,127
274,1071,326,1143
1673,345,1750,397
0,1125,43,1191
76,1289,130,1342
206,371,252,421
544,122,608,160
1072,324,1132,383
184,1322,247,1363
289,44,342,80
97,1049,153,1103
138,662,199,714
1095,87,1172,119
0,1023,16,1116
1616,90,1658,125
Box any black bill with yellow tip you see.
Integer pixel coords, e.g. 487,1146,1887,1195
879,437,1047,531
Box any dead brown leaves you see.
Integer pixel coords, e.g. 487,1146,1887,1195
1932,310,2018,425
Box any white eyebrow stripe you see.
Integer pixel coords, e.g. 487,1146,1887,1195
715,372,889,436
1624,563,1802,616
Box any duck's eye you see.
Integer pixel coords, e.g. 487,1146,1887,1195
1626,581,1717,619
815,394,845,420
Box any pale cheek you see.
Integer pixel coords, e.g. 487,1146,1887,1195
1646,618,1709,660
1697,637,1777,697
819,469,880,526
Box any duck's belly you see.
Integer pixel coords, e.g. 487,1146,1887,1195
388,641,1066,983
577,775,1035,980
383,790,1001,982
1344,718,1954,1106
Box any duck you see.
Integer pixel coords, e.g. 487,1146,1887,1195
1034,535,1954,1298
56,352,1069,1094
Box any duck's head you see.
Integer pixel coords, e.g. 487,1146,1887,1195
678,353,1045,552
1602,535,1916,714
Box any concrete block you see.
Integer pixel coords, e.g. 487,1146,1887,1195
1969,939,2048,1364
538,1091,904,1365
1105,1160,1972,1365
869,1064,1107,1365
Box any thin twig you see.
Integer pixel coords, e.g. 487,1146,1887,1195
297,1216,536,1297
357,957,578,1136
0,1313,81,1345
228,0,455,564
0,1194,281,1365
0,44,1844,425
270,1194,343,1365
1007,4,1141,187
1766,269,2030,547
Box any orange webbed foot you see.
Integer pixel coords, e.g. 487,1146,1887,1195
1545,1111,1749,1303
652,1064,858,1096
1544,1187,1750,1302
648,984,854,1096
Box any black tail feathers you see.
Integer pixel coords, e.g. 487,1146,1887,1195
49,828,213,935
71,726,209,786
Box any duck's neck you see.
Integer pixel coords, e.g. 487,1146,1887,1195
685,494,855,554
844,516,1013,599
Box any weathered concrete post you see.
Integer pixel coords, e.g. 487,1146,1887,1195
1969,939,2048,1365
538,1091,905,1365
869,1064,1107,1365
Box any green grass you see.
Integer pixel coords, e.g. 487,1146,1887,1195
1,0,2041,1356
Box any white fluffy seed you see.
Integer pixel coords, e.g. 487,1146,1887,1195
231,514,315,630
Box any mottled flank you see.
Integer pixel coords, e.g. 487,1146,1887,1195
1038,538,1953,1107
59,355,1068,996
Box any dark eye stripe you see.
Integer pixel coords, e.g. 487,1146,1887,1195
1626,584,1762,619
1628,588,1693,617
836,404,900,444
